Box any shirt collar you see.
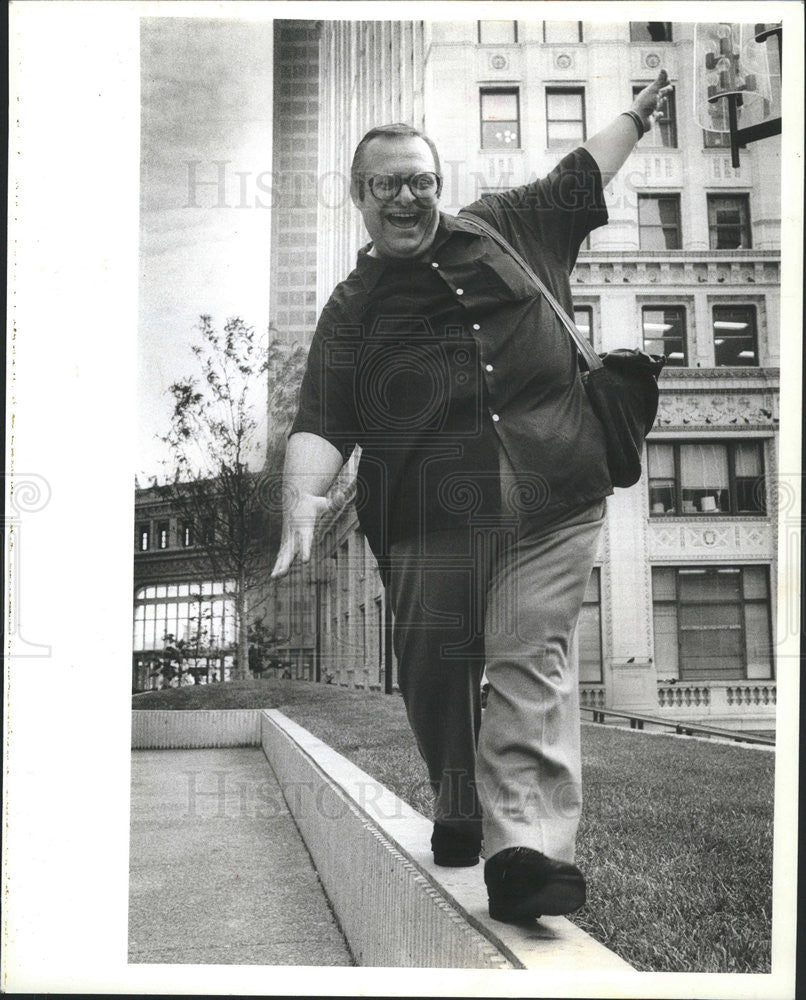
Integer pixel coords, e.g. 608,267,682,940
355,212,485,293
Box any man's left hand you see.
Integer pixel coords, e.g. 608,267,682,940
632,70,674,132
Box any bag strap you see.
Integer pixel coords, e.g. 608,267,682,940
458,212,604,372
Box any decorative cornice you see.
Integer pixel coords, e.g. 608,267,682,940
647,520,773,560
573,256,779,287
576,250,780,262
652,425,775,434
655,388,777,429
134,548,208,562
658,368,779,382
648,515,770,525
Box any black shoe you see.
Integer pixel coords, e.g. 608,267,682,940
430,823,482,867
484,847,586,922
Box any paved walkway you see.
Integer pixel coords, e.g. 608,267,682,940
128,747,354,965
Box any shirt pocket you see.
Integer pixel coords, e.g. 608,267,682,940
474,246,537,306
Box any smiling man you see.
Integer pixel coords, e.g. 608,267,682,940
352,129,442,259
273,73,671,923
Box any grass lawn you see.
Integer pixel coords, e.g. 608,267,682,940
133,678,774,973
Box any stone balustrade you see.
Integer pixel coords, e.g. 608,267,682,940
656,680,776,716
580,685,605,709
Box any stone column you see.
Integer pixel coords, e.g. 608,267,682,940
603,483,658,711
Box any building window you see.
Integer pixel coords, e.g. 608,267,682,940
543,21,582,43
703,129,731,148
578,568,603,683
652,566,773,681
638,194,681,250
181,522,193,548
573,306,594,344
137,523,150,552
546,88,585,148
633,84,676,147
712,305,759,366
133,579,237,653
708,194,752,249
647,441,766,516
630,22,673,42
642,306,687,365
478,20,517,44
480,89,520,149
157,521,169,549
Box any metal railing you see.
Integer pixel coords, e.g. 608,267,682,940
580,705,775,746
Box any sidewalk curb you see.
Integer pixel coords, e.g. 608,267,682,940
261,709,633,972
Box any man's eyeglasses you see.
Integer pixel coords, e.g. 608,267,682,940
366,171,442,203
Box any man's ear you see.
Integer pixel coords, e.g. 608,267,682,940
349,179,364,208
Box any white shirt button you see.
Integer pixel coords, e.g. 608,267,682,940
431,262,439,268
472,323,480,331
492,413,500,422
456,288,464,296
485,364,494,373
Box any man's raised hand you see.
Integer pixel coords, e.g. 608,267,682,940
633,70,674,132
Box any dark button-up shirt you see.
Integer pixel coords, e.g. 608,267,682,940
291,147,612,558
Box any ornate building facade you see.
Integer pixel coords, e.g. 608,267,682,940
132,482,272,691
270,19,782,732
135,19,783,729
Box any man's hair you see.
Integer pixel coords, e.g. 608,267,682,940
350,123,441,200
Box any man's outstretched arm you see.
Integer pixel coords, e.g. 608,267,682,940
583,70,674,186
270,431,345,578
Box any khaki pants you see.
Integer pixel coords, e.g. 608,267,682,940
387,497,605,862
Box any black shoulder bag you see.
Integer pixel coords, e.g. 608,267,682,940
459,214,666,488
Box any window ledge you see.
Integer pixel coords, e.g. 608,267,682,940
478,147,525,155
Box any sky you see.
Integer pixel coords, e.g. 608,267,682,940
138,18,275,481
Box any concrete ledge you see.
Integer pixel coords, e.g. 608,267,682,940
261,709,633,971
131,709,261,748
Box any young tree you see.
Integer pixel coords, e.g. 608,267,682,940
264,330,310,556
150,624,210,689
247,616,290,677
159,315,306,680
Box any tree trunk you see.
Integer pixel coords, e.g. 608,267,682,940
236,567,249,680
